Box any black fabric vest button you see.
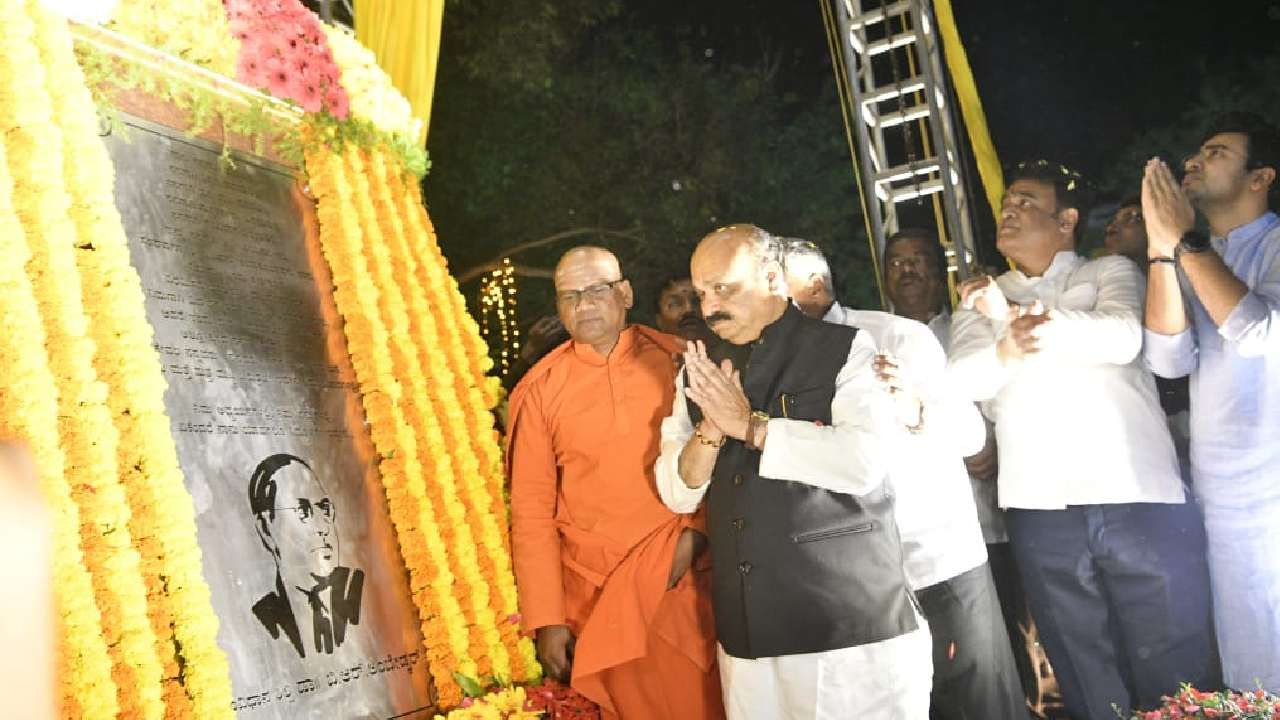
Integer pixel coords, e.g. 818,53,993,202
738,561,752,574
732,518,745,531
733,473,743,486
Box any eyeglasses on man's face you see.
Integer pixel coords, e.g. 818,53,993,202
265,498,334,524
556,279,625,308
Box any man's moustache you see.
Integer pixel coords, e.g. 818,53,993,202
678,312,704,327
706,312,732,324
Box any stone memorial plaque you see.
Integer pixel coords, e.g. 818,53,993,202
104,113,434,719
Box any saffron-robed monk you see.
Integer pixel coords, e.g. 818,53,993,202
507,247,724,719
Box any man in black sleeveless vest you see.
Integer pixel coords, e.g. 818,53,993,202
655,224,932,719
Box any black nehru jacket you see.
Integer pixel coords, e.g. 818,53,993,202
688,304,917,659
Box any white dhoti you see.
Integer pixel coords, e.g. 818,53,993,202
717,620,932,720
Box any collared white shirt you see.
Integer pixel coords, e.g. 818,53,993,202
825,304,987,589
948,251,1185,510
655,330,894,514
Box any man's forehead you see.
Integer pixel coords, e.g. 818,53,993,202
1201,132,1248,153
886,238,932,258
275,463,324,496
554,261,619,291
1005,178,1052,199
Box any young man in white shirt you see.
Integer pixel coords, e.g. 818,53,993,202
783,240,1029,719
1142,112,1280,692
948,161,1216,719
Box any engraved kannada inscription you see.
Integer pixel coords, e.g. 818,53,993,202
107,114,432,719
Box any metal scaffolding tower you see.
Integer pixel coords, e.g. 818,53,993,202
831,0,979,283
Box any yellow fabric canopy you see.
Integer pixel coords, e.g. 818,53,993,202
355,0,444,145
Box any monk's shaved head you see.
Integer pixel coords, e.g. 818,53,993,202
553,245,633,357
554,246,620,285
690,224,789,344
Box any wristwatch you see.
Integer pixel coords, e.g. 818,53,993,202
744,410,770,451
1175,230,1211,261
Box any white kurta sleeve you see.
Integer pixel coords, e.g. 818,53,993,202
946,307,1011,402
757,333,893,496
654,369,710,513
1037,256,1144,365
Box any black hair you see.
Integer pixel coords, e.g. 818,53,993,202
248,453,312,518
1006,159,1092,244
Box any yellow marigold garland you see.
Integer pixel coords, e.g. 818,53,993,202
433,686,540,720
306,144,472,708
382,162,538,681
361,148,512,681
344,148,500,680
27,6,236,719
22,6,172,718
0,32,118,720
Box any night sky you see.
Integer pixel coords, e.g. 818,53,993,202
655,0,1279,193
955,0,1277,179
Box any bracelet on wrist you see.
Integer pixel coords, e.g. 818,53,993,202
694,423,725,448
1148,256,1175,266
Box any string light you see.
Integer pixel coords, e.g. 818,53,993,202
478,257,520,376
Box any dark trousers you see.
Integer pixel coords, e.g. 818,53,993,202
1007,503,1219,720
987,541,1039,702
919,562,1031,720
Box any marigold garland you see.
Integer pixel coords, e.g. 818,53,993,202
433,686,541,720
344,148,501,680
0,19,118,720
360,148,511,681
307,144,473,708
386,173,527,660
29,5,236,718
24,6,172,719
374,154,532,681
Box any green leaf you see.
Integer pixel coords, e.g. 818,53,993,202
452,671,486,698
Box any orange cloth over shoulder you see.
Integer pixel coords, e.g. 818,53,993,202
507,326,721,720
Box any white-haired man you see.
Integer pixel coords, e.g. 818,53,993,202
783,239,1028,720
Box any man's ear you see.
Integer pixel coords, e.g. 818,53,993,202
619,279,634,310
1251,166,1277,195
255,513,279,559
1058,207,1080,242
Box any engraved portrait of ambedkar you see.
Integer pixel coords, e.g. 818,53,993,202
248,453,364,659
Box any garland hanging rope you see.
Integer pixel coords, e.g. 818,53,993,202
1,0,537,714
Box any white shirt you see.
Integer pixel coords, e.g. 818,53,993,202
929,311,1008,544
655,331,894,514
827,304,988,589
948,251,1185,510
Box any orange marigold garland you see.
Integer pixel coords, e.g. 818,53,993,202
306,143,472,708
361,148,512,681
383,163,537,681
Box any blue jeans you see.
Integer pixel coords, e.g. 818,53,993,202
1007,502,1218,720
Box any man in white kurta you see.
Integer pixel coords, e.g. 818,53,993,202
949,161,1216,719
783,241,1028,719
655,224,931,720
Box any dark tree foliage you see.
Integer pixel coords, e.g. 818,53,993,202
427,0,879,329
